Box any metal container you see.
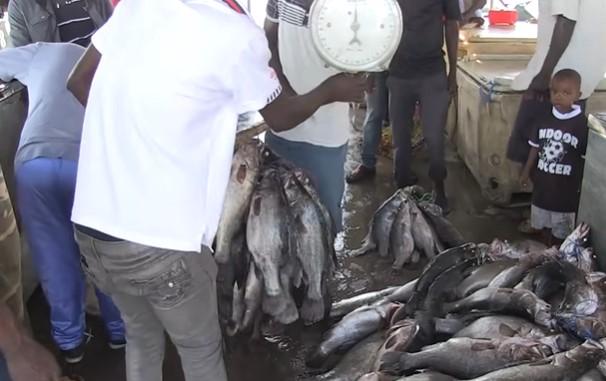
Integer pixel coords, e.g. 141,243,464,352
449,57,606,206
577,113,606,270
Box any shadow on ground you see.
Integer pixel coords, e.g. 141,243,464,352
28,111,527,381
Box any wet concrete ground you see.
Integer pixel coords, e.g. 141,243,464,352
28,110,528,381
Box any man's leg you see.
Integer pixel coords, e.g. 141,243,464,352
265,132,347,233
418,71,451,213
55,159,126,346
16,159,89,361
347,71,389,183
387,76,418,189
0,351,11,381
75,231,166,381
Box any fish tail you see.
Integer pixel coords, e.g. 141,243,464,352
350,238,376,257
300,297,325,326
263,294,286,316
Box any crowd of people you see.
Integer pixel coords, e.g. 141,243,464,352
0,0,605,380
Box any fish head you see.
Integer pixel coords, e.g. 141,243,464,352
488,239,513,260
577,339,606,363
560,223,590,256
577,248,598,272
418,201,443,216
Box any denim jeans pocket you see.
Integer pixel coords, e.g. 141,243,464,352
130,258,193,310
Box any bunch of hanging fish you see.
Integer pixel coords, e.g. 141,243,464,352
214,139,337,338
304,223,606,381
351,186,466,270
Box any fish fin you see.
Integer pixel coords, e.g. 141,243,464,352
470,341,496,351
300,297,325,326
378,351,406,375
498,324,518,337
350,236,376,257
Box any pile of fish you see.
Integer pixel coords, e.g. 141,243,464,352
306,220,606,381
352,187,466,270
214,140,336,337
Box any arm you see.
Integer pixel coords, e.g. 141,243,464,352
67,44,101,106
0,302,61,381
263,0,296,96
264,20,296,96
7,0,32,48
445,20,459,78
538,16,576,78
462,0,486,20
520,147,539,187
0,43,38,83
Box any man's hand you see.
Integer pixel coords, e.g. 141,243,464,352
519,172,532,189
6,336,61,381
322,73,373,103
529,71,551,93
448,71,458,98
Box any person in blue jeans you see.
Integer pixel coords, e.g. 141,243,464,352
0,42,125,364
347,71,389,183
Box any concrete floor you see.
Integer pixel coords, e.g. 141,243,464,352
28,113,528,381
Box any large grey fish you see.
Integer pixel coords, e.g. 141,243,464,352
454,315,577,354
241,262,263,334
282,170,333,325
409,201,444,260
215,140,263,264
405,243,479,315
390,201,415,270
560,223,592,271
488,238,548,261
557,266,601,317
418,202,466,248
331,286,400,319
386,279,419,304
381,336,548,379
444,288,554,329
578,369,606,381
467,340,606,381
393,372,457,381
455,260,517,298
352,190,407,257
488,249,556,289
246,169,293,315
372,319,421,371
293,168,337,265
515,260,569,302
307,303,399,369
310,333,385,381
226,283,245,336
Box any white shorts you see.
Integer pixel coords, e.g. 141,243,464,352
530,205,575,239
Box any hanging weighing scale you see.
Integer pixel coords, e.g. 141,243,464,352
308,0,404,73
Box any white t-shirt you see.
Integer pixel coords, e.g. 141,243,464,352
71,0,282,252
512,0,606,100
266,0,350,148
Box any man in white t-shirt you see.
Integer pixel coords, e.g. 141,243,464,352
264,0,352,234
506,0,606,234
65,0,370,379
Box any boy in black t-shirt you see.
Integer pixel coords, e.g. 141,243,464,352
520,69,588,246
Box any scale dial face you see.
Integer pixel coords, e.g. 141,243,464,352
309,0,403,73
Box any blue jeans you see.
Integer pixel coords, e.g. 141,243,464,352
0,352,10,381
264,132,347,233
361,71,389,168
15,158,125,351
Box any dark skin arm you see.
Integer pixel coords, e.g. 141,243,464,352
67,45,370,132
520,146,539,188
529,15,576,92
0,303,61,381
444,19,460,97
461,0,486,21
67,44,101,106
264,20,297,96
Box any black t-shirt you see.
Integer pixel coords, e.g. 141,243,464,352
389,0,461,79
530,109,589,213
52,0,96,47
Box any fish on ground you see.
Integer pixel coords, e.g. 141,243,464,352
409,201,444,260
331,286,400,320
418,202,466,248
390,200,415,270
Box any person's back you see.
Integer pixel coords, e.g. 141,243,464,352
72,0,274,251
0,42,85,169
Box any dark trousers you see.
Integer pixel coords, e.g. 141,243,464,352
388,71,449,187
0,352,10,381
507,89,588,164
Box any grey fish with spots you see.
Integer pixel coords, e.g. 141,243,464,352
390,200,415,269
352,190,406,257
215,140,263,264
409,201,444,260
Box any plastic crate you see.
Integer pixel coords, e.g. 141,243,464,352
488,9,518,26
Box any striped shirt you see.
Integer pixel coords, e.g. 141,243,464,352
266,0,310,27
52,0,96,47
